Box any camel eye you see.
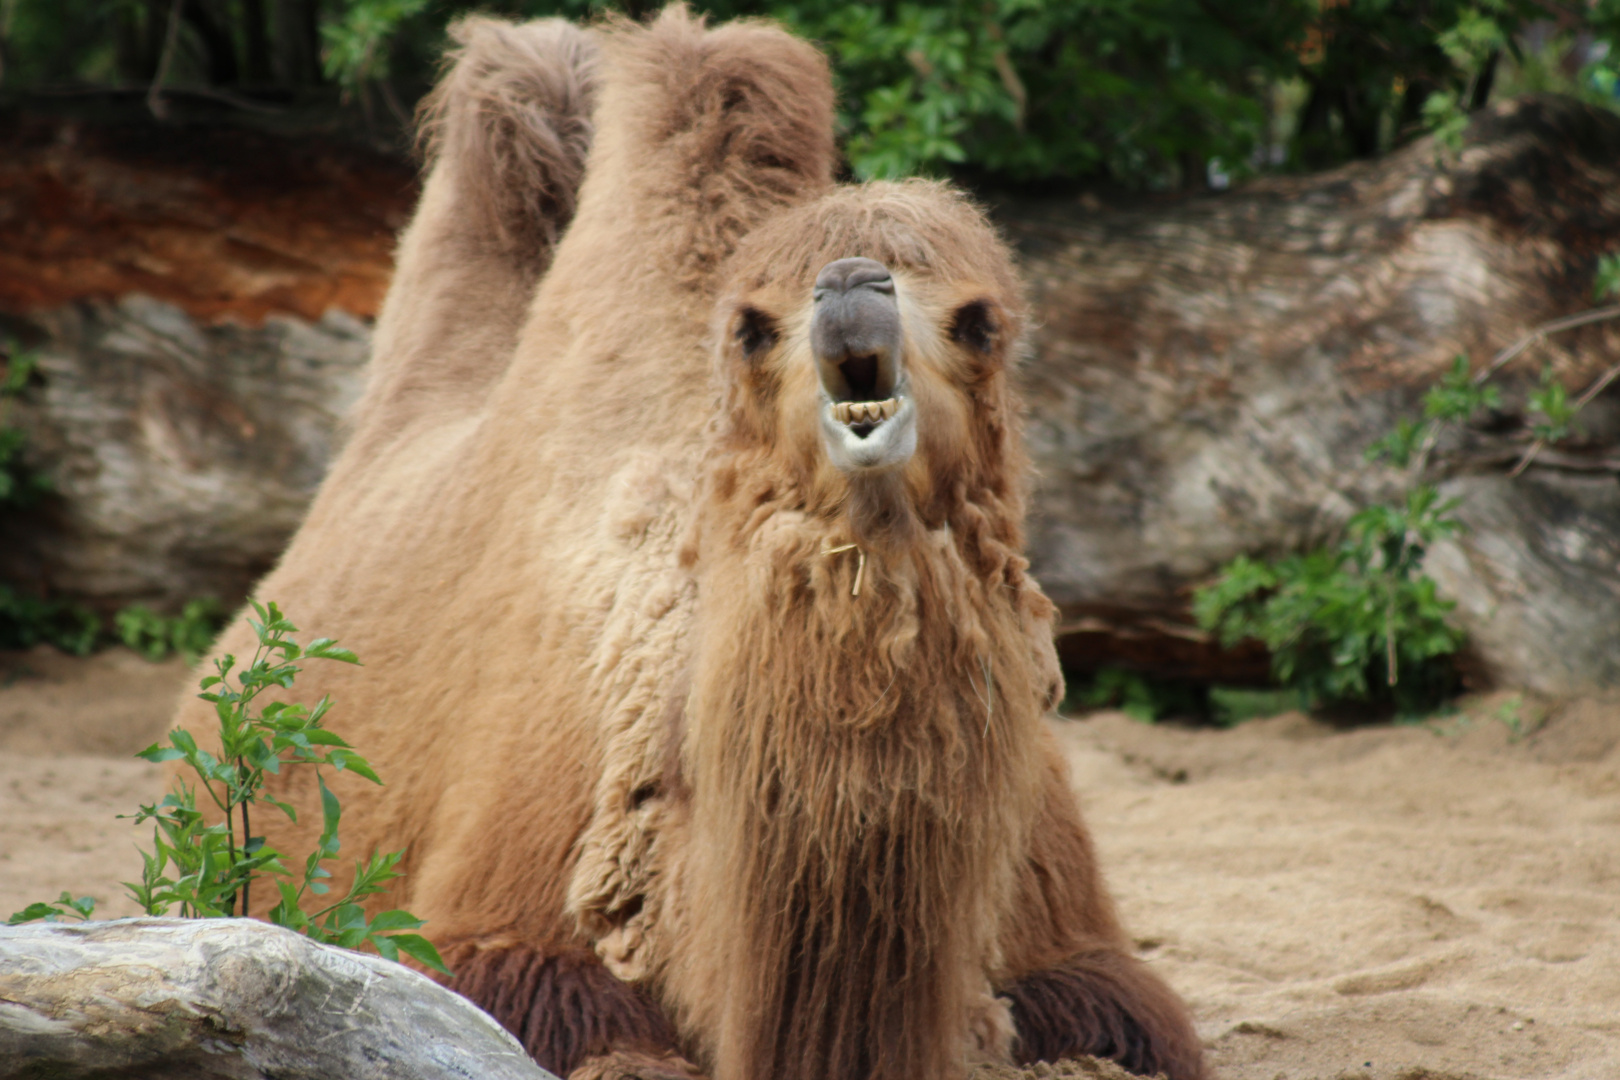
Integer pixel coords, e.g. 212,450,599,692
735,307,778,361
949,300,997,355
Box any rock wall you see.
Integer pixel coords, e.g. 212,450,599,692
0,113,412,612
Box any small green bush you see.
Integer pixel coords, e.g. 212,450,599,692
1193,487,1465,715
1195,250,1620,719
115,598,226,662
9,601,447,975
0,584,100,655
0,343,50,510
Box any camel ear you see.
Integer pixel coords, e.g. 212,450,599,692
416,16,599,258
949,298,1008,373
732,306,779,364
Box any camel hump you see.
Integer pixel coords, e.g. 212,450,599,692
573,4,836,290
418,16,599,258
352,17,598,445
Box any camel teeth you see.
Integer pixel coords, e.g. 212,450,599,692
835,398,901,426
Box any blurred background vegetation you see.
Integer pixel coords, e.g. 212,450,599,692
2,0,1618,190
5,0,1620,716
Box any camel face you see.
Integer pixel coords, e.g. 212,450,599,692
715,182,1030,550
811,257,918,474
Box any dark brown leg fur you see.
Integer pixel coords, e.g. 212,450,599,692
447,944,690,1078
569,1049,707,1080
1002,947,1208,1080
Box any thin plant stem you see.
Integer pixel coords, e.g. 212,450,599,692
1509,357,1620,477
1406,305,1620,480
148,0,185,120
1473,304,1620,386
240,790,251,917
1385,594,1398,687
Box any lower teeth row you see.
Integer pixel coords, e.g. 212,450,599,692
834,398,898,424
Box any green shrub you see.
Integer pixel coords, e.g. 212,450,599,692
9,600,447,975
0,343,50,510
1195,250,1620,718
0,584,100,655
115,598,227,662
1193,487,1465,715
1065,666,1209,723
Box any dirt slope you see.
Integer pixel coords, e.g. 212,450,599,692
2,648,1616,1080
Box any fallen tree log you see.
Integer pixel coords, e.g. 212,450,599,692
0,111,410,612
0,917,557,1080
3,97,1619,692
1007,95,1620,694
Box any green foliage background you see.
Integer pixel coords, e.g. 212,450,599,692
2,1,1618,187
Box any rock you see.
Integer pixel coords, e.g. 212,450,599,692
0,112,413,613
4,297,368,610
0,917,558,1080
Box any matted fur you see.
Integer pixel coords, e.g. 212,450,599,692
416,17,598,259
355,16,597,444
172,7,1204,1080
1003,954,1206,1079
442,943,680,1076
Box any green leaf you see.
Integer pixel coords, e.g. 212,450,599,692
387,933,452,976
7,901,64,924
1366,418,1427,469
318,773,342,839
372,933,400,962
367,909,425,932
328,751,381,785
1595,252,1620,301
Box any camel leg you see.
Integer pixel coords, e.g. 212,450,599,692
997,742,1208,1080
1002,944,1207,1080
444,943,693,1078
569,1049,707,1080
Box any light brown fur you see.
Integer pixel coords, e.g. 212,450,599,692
173,9,1204,1080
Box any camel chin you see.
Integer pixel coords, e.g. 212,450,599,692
818,384,916,473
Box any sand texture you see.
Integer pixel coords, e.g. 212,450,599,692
2,647,1617,1079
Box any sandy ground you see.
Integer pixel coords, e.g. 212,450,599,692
2,646,1617,1080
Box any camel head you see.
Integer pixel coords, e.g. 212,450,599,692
712,180,1028,549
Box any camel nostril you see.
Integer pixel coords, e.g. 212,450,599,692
812,259,903,404
814,256,893,296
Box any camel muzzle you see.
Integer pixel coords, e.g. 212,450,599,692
812,257,917,473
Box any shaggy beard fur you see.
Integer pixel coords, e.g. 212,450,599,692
677,454,1053,1080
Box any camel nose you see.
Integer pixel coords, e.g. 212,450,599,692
811,258,902,402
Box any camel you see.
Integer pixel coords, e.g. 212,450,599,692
172,9,1207,1080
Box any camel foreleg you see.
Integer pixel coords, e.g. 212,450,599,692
1001,945,1207,1080
444,942,692,1079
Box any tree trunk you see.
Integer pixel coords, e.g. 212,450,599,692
0,917,559,1080
1003,95,1620,695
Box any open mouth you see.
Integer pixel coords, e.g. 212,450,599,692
827,354,900,438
